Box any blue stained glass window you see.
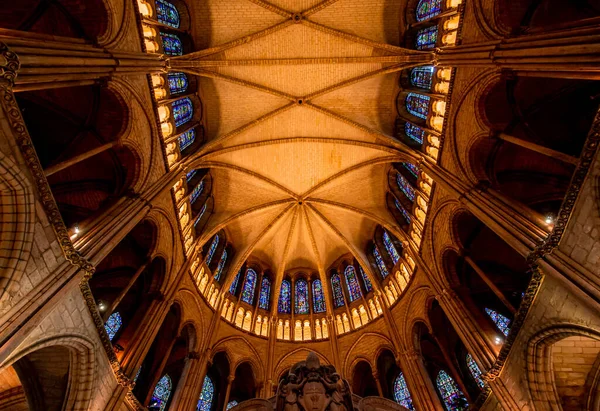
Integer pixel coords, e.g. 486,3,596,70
393,372,414,410
436,370,469,411
229,269,242,295
295,279,309,314
397,172,416,202
241,269,257,305
312,279,326,313
150,374,172,411
168,72,188,94
344,266,362,302
160,32,183,56
405,122,425,144
485,308,511,337
178,128,196,152
331,274,345,308
196,376,214,411
403,162,419,178
395,198,412,224
156,0,180,28
358,265,373,293
416,0,443,22
278,280,291,314
186,169,197,181
373,245,389,278
411,66,434,89
214,250,227,281
194,203,207,227
466,353,485,388
406,92,430,119
172,97,193,127
189,180,204,204
205,235,219,266
416,26,438,50
104,312,122,342
259,277,271,310
383,231,401,265
227,401,238,410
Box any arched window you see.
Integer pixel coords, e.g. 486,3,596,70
405,122,425,144
403,162,419,178
190,180,204,203
241,269,257,305
167,72,188,94
295,279,309,314
411,66,434,89
406,92,430,119
172,97,193,127
485,308,511,337
214,250,227,281
393,372,414,410
436,370,468,411
373,245,389,278
226,400,238,410
416,0,443,22
397,172,416,201
395,198,412,224
358,265,373,293
278,280,291,314
104,312,122,342
178,128,196,152
229,269,242,295
205,235,219,265
194,203,208,227
187,169,197,181
150,374,172,411
344,266,362,302
466,353,485,388
415,26,438,50
160,32,184,56
331,274,345,308
312,279,326,313
259,277,271,310
156,0,181,28
383,231,400,265
196,376,214,411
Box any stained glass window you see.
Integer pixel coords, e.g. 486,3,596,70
156,0,180,28
403,162,419,178
160,32,183,56
405,122,425,144
172,97,193,127
186,169,197,181
393,372,414,410
331,274,345,308
485,308,511,337
383,231,401,265
416,0,443,21
397,172,416,201
373,245,389,278
178,128,196,152
344,266,362,302
278,280,291,314
196,376,214,411
205,235,219,266
259,277,271,310
411,66,434,89
358,265,373,293
194,203,207,227
312,279,326,313
466,353,485,388
150,374,172,411
190,180,204,204
226,401,238,410
436,370,468,411
230,269,242,295
214,250,227,281
295,279,309,314
395,198,412,224
168,72,188,94
241,269,257,305
406,92,430,119
104,312,122,342
134,367,142,383
416,26,438,50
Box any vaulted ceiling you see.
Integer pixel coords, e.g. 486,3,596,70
177,0,432,289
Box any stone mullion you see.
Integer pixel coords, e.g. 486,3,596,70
397,350,444,410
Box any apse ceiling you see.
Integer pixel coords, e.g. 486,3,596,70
178,0,431,287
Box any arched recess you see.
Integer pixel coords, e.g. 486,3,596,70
527,326,600,411
376,348,402,400
351,360,379,397
229,361,257,405
205,351,231,411
0,151,35,303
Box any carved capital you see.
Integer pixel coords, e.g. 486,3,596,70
0,43,20,86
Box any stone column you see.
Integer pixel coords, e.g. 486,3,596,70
222,374,235,411
168,351,201,410
372,371,384,397
397,350,444,410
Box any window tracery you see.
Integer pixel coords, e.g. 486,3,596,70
373,245,389,278
156,0,180,28
312,279,326,313
436,370,468,411
331,273,345,308
258,276,271,310
295,279,309,314
278,280,291,314
197,376,214,411
415,26,438,50
393,372,414,410
395,198,412,224
358,265,372,292
172,97,193,126
241,269,257,305
397,172,416,201
150,374,172,411
167,72,188,94
416,0,443,21
406,92,431,119
104,312,122,342
160,32,183,55
405,122,425,144
466,353,485,388
485,308,511,337
214,250,227,281
178,128,195,152
383,230,400,265
344,266,362,302
190,180,204,203
410,66,434,89
205,235,219,265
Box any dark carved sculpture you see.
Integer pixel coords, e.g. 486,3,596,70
276,352,354,411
